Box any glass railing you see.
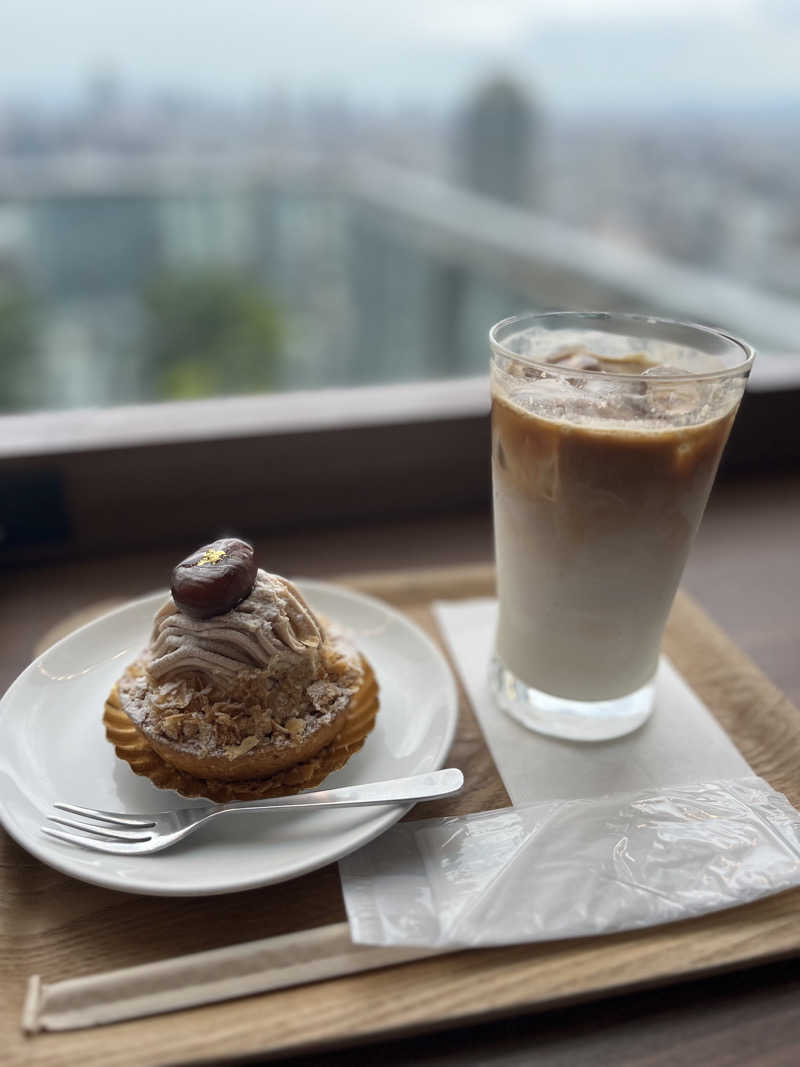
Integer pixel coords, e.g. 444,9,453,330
1,156,798,415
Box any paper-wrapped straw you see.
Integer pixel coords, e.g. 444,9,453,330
23,922,438,1034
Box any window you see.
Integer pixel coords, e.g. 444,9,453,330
1,2,799,555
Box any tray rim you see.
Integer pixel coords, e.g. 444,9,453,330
8,562,800,1066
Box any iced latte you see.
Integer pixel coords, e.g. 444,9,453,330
489,313,754,740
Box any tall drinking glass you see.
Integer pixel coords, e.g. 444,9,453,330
489,312,754,741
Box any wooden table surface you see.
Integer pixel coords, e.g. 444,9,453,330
2,471,799,1067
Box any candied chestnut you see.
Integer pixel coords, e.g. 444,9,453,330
171,538,257,619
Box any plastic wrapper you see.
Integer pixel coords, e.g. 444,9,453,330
339,776,800,947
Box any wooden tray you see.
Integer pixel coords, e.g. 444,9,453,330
4,563,800,1067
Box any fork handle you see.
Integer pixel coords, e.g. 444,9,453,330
217,768,463,813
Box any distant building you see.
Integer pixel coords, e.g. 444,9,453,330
30,195,160,297
456,77,538,206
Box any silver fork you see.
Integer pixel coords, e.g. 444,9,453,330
41,767,463,855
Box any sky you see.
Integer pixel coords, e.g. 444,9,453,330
2,0,800,115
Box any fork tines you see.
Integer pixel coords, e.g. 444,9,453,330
43,804,156,846
53,803,156,829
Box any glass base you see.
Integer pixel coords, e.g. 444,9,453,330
489,656,655,741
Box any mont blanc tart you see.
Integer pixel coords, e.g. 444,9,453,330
112,539,367,786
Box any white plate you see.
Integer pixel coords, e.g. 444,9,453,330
0,581,458,896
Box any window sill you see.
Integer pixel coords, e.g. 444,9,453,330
0,377,489,458
0,378,491,561
0,364,797,562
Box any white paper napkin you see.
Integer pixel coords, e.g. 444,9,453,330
339,597,800,948
432,597,751,804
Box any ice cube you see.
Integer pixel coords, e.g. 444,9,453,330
640,364,695,378
548,345,603,372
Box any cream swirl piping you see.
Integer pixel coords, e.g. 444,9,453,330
147,571,324,684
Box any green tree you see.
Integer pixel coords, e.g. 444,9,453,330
0,280,38,413
140,270,283,400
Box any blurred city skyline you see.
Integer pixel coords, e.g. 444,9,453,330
2,1,800,115
3,2,800,416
